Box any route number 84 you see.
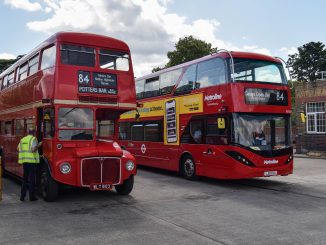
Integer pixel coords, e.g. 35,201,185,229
78,71,90,85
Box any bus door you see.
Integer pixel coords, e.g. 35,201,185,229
142,120,173,169
40,107,55,166
186,117,229,177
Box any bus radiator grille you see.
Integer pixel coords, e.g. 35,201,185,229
81,157,121,186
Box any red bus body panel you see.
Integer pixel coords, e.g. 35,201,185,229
119,51,293,179
0,32,137,187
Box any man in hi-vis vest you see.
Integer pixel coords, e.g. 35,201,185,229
18,127,42,201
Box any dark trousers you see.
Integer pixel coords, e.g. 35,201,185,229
21,163,37,199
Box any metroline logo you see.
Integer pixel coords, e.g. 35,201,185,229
204,93,222,101
264,159,278,165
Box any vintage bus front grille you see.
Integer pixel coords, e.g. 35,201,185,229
78,95,118,104
81,157,121,186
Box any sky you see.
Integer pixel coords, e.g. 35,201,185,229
1,0,326,77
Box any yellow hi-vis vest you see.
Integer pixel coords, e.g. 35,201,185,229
18,135,40,164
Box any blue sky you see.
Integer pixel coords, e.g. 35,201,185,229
1,0,326,76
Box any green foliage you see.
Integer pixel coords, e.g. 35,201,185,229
166,36,217,68
0,55,23,74
0,59,15,73
152,66,163,73
287,42,326,82
152,36,216,73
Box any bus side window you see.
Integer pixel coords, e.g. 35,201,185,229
15,119,24,136
5,121,12,135
180,120,203,144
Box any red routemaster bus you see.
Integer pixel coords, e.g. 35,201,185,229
0,32,137,201
119,50,293,180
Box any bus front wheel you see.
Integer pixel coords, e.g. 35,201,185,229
115,175,134,195
40,166,59,202
180,155,197,180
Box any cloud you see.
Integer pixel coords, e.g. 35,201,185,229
280,47,297,56
0,53,16,59
23,0,273,76
4,0,42,12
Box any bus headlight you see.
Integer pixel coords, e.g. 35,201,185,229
126,161,135,171
60,162,71,174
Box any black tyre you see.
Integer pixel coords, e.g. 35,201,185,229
40,166,59,202
180,155,197,180
115,175,134,195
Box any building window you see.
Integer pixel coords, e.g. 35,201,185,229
306,102,326,134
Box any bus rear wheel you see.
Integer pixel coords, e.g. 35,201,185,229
115,175,134,195
180,155,197,180
40,166,59,202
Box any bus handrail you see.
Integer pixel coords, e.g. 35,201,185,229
212,49,235,83
275,56,293,84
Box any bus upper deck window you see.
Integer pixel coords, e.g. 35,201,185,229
61,44,95,67
99,50,129,71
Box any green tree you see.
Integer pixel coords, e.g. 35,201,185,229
152,36,217,73
287,42,326,82
0,55,23,73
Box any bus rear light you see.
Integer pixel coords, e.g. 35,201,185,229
225,151,255,167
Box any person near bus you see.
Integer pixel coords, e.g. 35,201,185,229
253,129,265,146
192,127,202,144
18,127,42,201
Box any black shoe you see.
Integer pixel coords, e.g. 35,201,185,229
20,197,25,202
30,197,38,201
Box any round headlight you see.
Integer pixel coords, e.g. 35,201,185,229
60,162,71,174
126,161,135,171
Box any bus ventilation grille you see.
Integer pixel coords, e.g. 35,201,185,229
81,157,121,186
79,96,118,104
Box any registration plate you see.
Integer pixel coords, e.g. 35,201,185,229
264,171,277,177
90,183,112,191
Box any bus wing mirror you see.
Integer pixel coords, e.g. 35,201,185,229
217,118,226,129
135,109,140,121
300,112,306,123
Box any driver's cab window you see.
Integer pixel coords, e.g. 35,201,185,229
96,120,115,138
96,109,117,139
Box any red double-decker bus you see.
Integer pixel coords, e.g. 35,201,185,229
0,32,137,201
119,50,293,180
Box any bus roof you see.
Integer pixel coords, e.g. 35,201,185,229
136,51,283,81
0,32,130,77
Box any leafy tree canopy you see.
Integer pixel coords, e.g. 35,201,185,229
287,42,326,82
152,36,217,73
0,55,24,74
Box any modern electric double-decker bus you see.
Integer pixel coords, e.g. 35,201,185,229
0,32,137,201
119,50,293,180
